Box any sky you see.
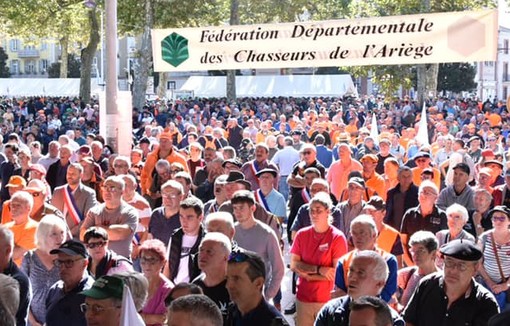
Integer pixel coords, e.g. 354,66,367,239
500,0,510,28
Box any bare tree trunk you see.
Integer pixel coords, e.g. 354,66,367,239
226,0,239,102
60,35,69,78
416,64,438,105
132,0,154,110
80,8,100,103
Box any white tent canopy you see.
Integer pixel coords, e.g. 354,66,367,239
0,79,100,97
179,74,357,98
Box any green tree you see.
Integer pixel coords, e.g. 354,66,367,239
47,54,81,78
0,0,89,78
437,62,477,94
0,47,10,78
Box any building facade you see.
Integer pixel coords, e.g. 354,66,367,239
1,38,59,78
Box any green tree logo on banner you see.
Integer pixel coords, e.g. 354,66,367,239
161,33,189,67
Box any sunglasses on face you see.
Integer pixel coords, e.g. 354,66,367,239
86,241,107,249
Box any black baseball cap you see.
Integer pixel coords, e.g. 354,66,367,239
50,239,88,258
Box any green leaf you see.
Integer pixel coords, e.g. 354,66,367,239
161,32,189,67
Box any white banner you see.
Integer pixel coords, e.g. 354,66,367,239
152,10,497,72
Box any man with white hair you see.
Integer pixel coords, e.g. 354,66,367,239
316,250,403,325
333,215,398,303
192,232,232,319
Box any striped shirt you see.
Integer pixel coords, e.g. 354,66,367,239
480,231,510,283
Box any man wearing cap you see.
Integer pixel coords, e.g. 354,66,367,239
80,275,126,326
411,152,441,189
485,160,505,188
360,154,387,201
254,168,286,224
45,240,94,326
1,175,27,224
288,143,326,194
436,163,475,211
327,143,363,201
219,171,281,239
402,239,499,325
240,143,279,192
141,128,188,197
26,179,63,222
271,137,300,201
400,180,447,267
52,163,98,239
364,196,404,267
336,177,367,237
204,175,229,218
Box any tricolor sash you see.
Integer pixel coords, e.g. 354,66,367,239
132,233,142,246
301,188,311,203
63,186,84,226
250,160,262,185
254,189,271,212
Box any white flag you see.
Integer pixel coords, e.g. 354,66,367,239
370,112,379,146
416,103,430,146
120,284,145,326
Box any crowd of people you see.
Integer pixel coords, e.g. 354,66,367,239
0,93,510,326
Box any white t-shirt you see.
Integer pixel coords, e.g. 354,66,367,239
169,234,199,284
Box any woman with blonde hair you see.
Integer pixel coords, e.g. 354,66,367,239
21,214,67,326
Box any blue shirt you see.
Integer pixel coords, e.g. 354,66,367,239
45,274,94,326
316,145,333,168
271,146,300,176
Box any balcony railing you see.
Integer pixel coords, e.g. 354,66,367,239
17,49,40,58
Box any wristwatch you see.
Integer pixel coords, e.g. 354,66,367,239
476,224,482,228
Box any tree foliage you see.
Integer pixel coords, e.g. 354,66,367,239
48,54,81,78
0,47,10,78
437,62,477,94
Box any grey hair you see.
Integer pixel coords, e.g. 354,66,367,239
351,214,378,237
0,274,20,326
353,250,389,284
446,203,469,223
168,294,222,326
113,156,131,169
161,180,184,194
200,232,232,256
113,271,148,311
0,225,14,249
11,191,34,212
205,212,235,232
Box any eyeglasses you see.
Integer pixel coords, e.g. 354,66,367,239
140,256,161,265
80,303,121,315
443,258,471,272
489,138,497,141
53,258,83,268
86,241,107,249
113,164,127,169
170,170,181,174
302,151,312,155
492,215,508,222
415,159,428,163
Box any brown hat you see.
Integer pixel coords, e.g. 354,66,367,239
6,175,27,188
360,154,378,163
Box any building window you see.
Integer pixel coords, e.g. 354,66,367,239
10,60,19,74
25,60,35,74
167,81,176,90
505,40,509,55
40,59,48,73
41,42,47,51
9,39,19,52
